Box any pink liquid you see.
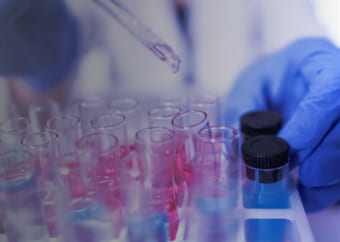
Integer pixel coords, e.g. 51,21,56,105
104,192,124,238
151,189,179,241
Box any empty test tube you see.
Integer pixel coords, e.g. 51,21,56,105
110,97,140,144
93,0,181,74
28,99,61,132
0,150,50,242
148,105,182,129
77,98,109,135
189,95,220,125
0,116,31,149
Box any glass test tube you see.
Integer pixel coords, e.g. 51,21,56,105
46,114,81,155
91,113,129,159
0,116,31,149
148,105,182,129
109,97,140,144
189,95,220,125
187,152,239,242
0,150,49,242
119,151,171,242
241,135,290,209
171,110,208,205
158,95,189,111
77,132,124,238
135,127,179,240
28,99,61,133
54,151,114,242
22,131,59,237
77,98,108,135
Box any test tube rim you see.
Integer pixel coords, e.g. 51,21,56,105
91,113,126,130
21,130,58,150
189,95,219,106
135,126,175,145
148,105,182,120
76,132,119,155
109,97,139,114
0,116,30,133
198,125,240,143
46,114,80,133
78,97,108,109
171,110,208,130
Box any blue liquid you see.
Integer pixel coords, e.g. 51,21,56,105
243,166,290,209
245,219,299,242
243,180,290,208
191,196,238,242
127,213,169,242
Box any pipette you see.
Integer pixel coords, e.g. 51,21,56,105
93,0,181,74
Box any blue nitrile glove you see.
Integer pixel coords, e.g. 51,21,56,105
0,0,79,92
224,37,340,213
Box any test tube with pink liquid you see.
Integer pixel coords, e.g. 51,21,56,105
135,126,179,240
91,113,129,159
54,150,114,241
22,131,60,237
77,132,124,238
171,110,208,207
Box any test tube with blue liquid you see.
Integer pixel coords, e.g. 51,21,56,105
119,151,171,242
53,150,114,242
0,150,50,242
186,152,239,242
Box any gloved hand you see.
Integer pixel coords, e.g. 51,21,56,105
224,37,340,213
0,0,79,92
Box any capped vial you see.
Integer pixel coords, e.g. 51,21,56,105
240,110,282,142
241,135,290,208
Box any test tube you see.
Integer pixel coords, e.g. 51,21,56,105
135,127,179,240
189,95,220,125
76,132,119,193
0,116,31,149
91,113,129,159
148,105,182,129
77,97,109,135
109,97,140,144
46,114,81,155
240,110,282,143
0,150,50,242
28,99,61,132
241,135,290,209
53,150,114,241
119,151,171,242
171,110,208,201
197,125,239,162
22,131,59,237
186,152,239,242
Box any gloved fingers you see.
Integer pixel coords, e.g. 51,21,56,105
279,44,340,157
223,53,287,128
298,120,340,187
0,0,32,28
299,181,340,213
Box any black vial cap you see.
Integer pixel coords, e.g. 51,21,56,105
240,110,282,137
241,135,289,169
